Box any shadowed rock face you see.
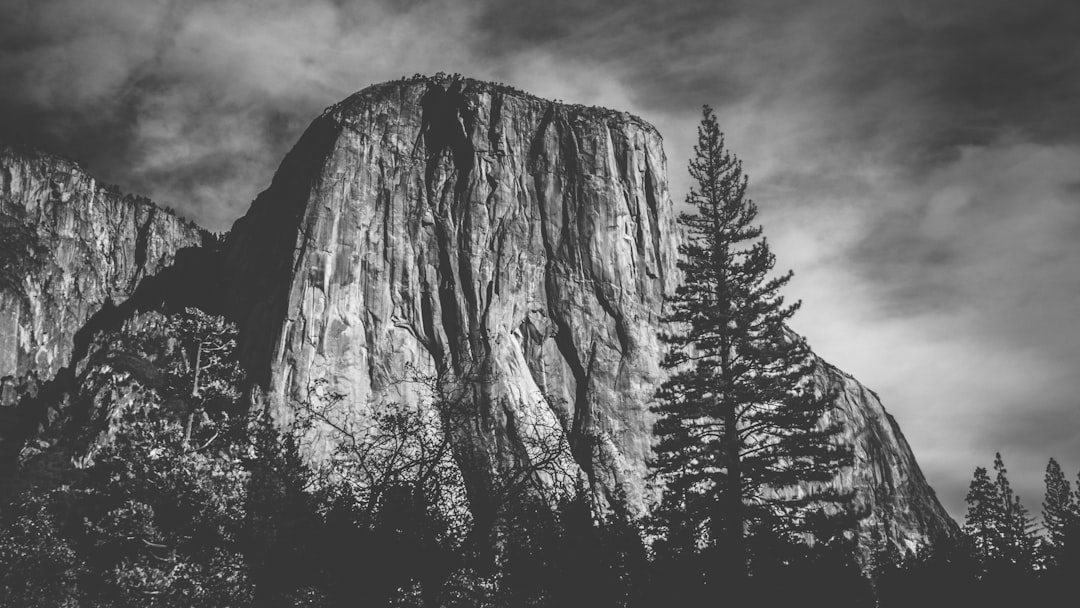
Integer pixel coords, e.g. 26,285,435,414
220,77,958,551
0,145,209,404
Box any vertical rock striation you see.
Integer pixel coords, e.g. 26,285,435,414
221,76,957,551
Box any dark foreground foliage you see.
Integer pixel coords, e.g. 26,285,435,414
1,311,1076,607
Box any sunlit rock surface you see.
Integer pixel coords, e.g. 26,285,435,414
221,77,678,513
220,77,957,551
0,145,209,403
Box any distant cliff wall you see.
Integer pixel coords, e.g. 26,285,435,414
812,360,958,554
0,146,210,394
0,145,210,467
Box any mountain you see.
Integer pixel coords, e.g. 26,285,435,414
0,145,211,388
0,144,213,472
0,77,957,559
216,76,958,553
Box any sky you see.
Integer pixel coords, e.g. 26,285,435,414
2,0,1079,522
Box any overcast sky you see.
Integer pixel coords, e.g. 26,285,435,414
2,0,1078,521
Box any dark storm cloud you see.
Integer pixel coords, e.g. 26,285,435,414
0,0,481,230
0,0,307,229
473,0,1080,149
473,0,810,113
903,1,1080,146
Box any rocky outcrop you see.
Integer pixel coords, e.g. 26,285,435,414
221,77,677,515
814,360,957,555
220,76,957,551
0,145,210,460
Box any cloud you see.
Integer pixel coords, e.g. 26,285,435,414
0,0,485,230
778,138,1080,516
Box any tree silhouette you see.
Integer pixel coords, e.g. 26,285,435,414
290,364,582,606
649,106,852,591
1042,457,1078,561
963,453,1037,578
0,309,256,607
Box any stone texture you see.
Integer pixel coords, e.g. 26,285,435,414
220,77,957,551
221,78,677,512
0,144,209,403
813,360,958,555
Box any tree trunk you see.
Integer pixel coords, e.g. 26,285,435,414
724,404,746,587
714,329,746,586
182,340,204,449
191,340,203,398
183,411,194,448
712,200,746,588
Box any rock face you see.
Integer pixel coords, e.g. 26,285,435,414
0,78,958,556
813,360,957,554
0,145,210,438
220,77,957,550
221,78,677,513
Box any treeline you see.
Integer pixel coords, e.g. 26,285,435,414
0,308,624,607
868,452,1079,608
0,307,870,607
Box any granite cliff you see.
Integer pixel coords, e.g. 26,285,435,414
813,361,957,554
217,76,957,551
0,77,957,556
0,146,210,390
0,145,213,470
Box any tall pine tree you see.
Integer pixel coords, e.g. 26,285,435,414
964,466,997,554
1041,460,1075,552
963,453,1037,573
992,453,1038,569
650,106,852,584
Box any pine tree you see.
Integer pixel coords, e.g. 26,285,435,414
1042,458,1076,556
650,106,852,585
964,453,1037,573
964,466,999,561
992,453,1038,568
